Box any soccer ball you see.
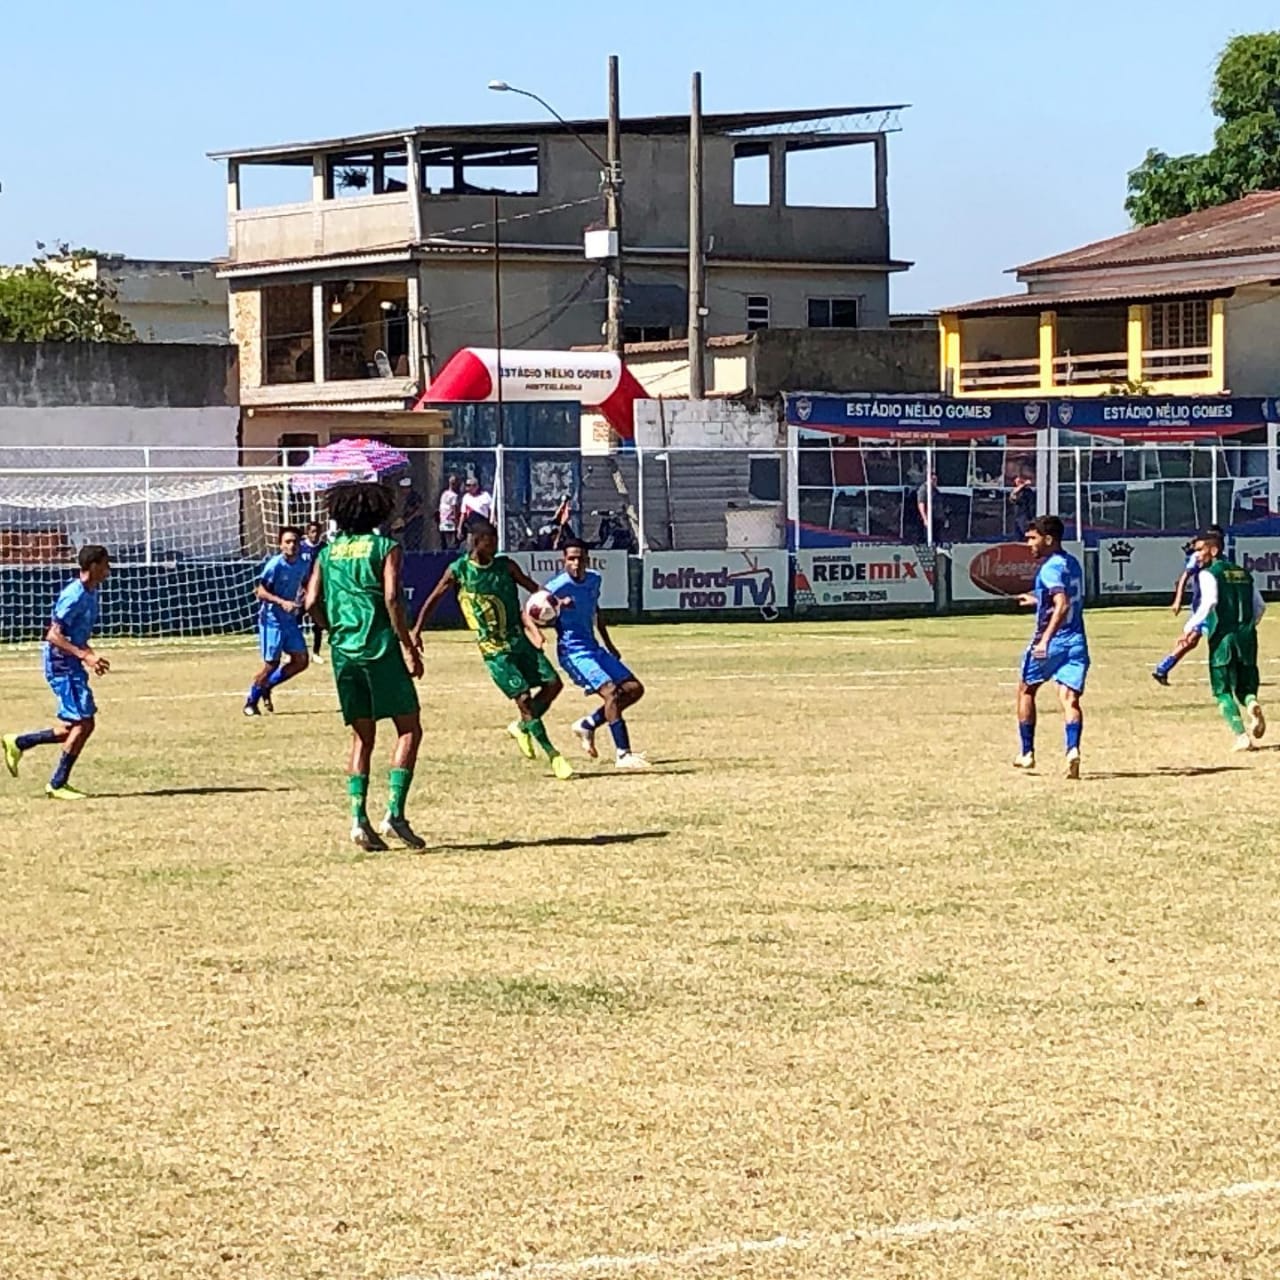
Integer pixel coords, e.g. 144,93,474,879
525,590,560,627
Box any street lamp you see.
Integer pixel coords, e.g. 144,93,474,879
488,57,625,357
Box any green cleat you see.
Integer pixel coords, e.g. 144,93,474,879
46,784,88,801
3,734,22,779
507,720,535,760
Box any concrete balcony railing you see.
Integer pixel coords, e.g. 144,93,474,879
1142,346,1214,380
1053,351,1128,385
230,194,417,264
958,357,1040,392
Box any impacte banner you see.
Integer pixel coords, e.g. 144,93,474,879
509,549,630,610
643,550,788,613
1097,536,1188,596
793,546,934,607
1234,538,1280,593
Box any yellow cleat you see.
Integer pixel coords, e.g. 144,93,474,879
550,754,574,781
507,720,535,760
46,784,88,801
3,734,21,779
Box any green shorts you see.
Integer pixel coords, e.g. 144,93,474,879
483,637,558,700
331,648,420,725
1209,631,1260,702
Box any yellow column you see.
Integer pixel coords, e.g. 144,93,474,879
1210,297,1226,391
939,312,961,393
1126,305,1145,384
1038,311,1057,390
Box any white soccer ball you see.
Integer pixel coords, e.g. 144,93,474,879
525,589,560,627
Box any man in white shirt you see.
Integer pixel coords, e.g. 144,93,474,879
459,477,494,538
437,474,461,549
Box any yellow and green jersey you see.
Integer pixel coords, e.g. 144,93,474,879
452,553,523,657
320,533,399,662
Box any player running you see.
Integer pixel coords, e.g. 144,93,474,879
4,545,112,800
1014,515,1089,779
544,538,649,769
304,482,425,851
244,527,310,716
1152,523,1223,685
412,518,574,780
300,520,327,663
1184,529,1267,751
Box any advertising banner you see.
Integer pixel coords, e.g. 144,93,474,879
784,393,1046,438
950,542,1040,601
509,548,630,610
1233,538,1280,593
793,545,935,608
401,551,463,626
1096,536,1188,597
643,550,788,613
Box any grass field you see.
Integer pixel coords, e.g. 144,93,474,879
3,609,1280,1280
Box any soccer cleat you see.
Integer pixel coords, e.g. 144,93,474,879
312,652,325,666
1151,669,1170,687
380,814,426,850
507,720,535,760
550,754,574,781
242,703,260,717
1065,748,1081,780
261,690,275,714
615,751,650,771
350,819,389,852
3,734,22,778
1249,702,1267,741
1233,733,1256,753
1013,752,1036,771
46,784,88,801
572,717,599,759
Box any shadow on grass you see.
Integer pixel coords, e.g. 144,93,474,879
93,785,287,798
575,766,699,780
1087,765,1247,780
432,830,669,854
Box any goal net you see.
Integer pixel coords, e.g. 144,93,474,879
0,465,322,645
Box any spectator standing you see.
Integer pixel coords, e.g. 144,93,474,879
437,474,461,549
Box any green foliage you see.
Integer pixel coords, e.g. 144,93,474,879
1126,31,1280,225
0,244,136,343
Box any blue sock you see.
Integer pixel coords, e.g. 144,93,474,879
1155,652,1179,676
1065,720,1083,752
608,718,631,754
588,708,607,730
50,752,76,789
246,683,263,707
266,664,294,690
15,729,59,751
1018,722,1035,755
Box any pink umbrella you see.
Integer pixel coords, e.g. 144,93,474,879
291,438,411,491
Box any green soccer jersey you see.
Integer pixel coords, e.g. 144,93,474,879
1205,557,1257,646
320,532,400,662
453,553,523,656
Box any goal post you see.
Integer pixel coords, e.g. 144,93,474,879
0,466,309,644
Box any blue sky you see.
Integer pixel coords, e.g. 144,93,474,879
2,1,1276,310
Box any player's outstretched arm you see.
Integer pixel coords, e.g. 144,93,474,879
304,558,328,629
411,566,457,641
1171,569,1190,614
508,561,546,597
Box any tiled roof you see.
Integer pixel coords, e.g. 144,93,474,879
942,270,1280,316
1016,191,1280,275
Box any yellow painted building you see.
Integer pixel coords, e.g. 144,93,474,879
939,191,1280,398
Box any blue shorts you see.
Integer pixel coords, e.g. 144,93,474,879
48,670,97,723
559,645,634,693
1021,636,1090,694
260,616,306,663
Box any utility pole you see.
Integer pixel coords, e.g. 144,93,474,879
605,54,625,358
687,71,706,398
493,193,505,447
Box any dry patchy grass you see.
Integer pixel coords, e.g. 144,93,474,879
1,610,1279,1279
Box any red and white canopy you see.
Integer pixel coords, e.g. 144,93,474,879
413,348,645,439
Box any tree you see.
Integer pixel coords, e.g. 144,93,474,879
1126,31,1280,226
0,245,136,342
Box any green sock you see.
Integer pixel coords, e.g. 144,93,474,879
348,774,369,823
1216,694,1245,735
522,718,557,758
388,767,413,820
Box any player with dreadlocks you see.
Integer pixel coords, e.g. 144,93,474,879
304,481,426,850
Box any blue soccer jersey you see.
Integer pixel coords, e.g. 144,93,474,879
546,569,602,655
258,553,309,626
43,579,100,679
1032,550,1086,646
